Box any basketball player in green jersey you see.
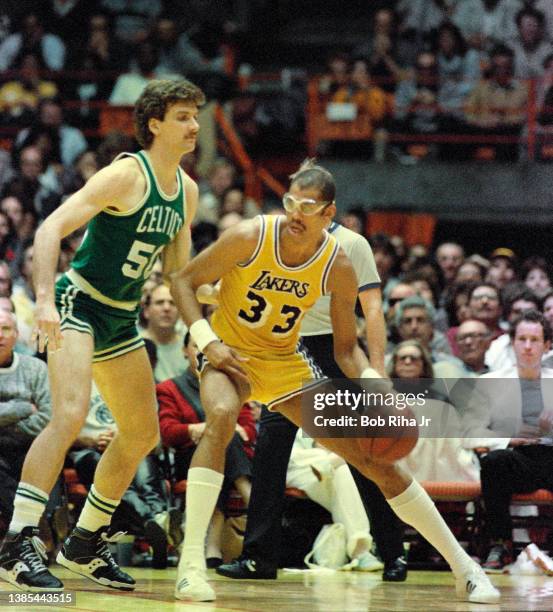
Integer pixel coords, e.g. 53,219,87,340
0,79,204,592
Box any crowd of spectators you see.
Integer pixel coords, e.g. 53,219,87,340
317,3,553,161
0,0,552,574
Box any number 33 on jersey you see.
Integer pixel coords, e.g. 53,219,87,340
211,215,339,355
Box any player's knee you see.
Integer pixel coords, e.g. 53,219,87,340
206,403,238,435
51,408,88,443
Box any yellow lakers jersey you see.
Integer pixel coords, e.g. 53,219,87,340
211,215,339,356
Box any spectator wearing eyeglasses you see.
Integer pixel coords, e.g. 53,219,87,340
467,283,504,341
390,339,481,484
388,339,433,380
455,320,492,376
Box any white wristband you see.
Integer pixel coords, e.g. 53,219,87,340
189,319,219,352
361,367,382,379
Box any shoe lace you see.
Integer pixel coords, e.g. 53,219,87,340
96,531,126,567
20,534,48,574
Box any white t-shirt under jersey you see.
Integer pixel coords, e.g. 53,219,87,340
300,222,380,336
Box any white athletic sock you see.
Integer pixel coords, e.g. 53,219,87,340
8,483,49,533
179,467,224,570
387,479,474,578
77,484,120,533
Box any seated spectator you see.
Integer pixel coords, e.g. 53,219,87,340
100,0,162,52
369,233,399,293
385,282,416,346
392,51,443,150
0,197,35,273
433,22,481,116
396,0,452,49
464,311,553,572
464,45,528,162
318,52,350,97
387,338,434,380
96,131,135,169
511,6,550,79
197,159,236,225
0,262,12,298
353,7,406,92
109,41,177,105
152,15,226,77
391,295,465,376
0,12,65,72
485,286,540,371
486,247,519,289
59,150,99,197
455,319,492,375
331,58,390,155
0,213,18,273
522,256,552,299
69,382,177,569
4,146,60,221
389,339,480,481
0,53,57,125
286,430,383,571
453,0,520,52
157,332,256,567
467,282,504,340
219,187,258,220
41,0,94,55
0,295,33,356
68,12,129,117
141,284,188,383
455,260,485,284
435,242,465,298
529,0,553,43
0,310,51,526
401,270,439,307
542,289,553,329
15,99,88,168
443,281,478,350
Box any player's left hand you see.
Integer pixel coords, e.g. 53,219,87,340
205,341,250,384
33,301,63,352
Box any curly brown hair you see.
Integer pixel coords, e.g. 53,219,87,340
134,79,206,149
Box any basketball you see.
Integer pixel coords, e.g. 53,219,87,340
357,407,419,464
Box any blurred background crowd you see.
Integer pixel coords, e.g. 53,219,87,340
0,0,552,575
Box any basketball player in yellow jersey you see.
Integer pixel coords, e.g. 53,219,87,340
170,160,500,605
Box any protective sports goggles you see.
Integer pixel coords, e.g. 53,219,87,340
282,193,332,215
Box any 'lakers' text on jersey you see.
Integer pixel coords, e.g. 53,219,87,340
69,150,185,307
211,215,339,357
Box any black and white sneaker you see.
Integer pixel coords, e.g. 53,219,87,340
56,527,135,591
0,527,64,591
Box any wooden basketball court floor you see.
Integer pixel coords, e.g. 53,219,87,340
1,567,552,611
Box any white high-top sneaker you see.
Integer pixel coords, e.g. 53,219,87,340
455,564,500,604
175,561,215,602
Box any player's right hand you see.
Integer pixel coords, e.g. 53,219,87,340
33,302,63,352
205,341,249,384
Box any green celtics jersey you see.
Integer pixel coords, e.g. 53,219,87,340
69,151,186,307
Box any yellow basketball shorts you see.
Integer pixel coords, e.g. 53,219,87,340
198,339,326,409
